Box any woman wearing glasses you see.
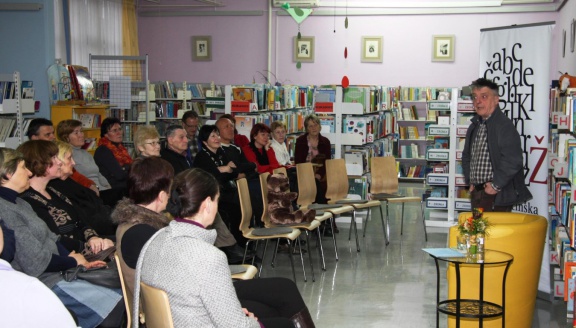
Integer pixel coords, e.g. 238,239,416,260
133,125,161,158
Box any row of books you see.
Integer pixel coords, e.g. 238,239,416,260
233,110,311,138
78,113,102,129
0,80,34,104
231,84,314,111
400,143,421,159
398,126,420,139
342,139,395,176
399,164,428,178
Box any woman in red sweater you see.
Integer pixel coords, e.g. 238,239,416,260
242,123,281,174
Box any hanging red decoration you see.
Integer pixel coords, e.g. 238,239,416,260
344,47,348,59
342,76,349,88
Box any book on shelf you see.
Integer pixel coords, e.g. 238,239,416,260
232,87,254,102
433,137,449,149
82,137,97,151
319,116,335,133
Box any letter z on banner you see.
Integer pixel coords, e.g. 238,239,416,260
479,22,554,296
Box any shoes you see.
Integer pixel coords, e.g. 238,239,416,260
220,244,253,264
277,244,307,254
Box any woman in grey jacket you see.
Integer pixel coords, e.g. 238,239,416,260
0,147,123,328
131,160,313,327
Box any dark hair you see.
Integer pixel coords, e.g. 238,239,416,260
56,119,82,142
0,148,25,185
128,157,174,205
100,117,121,137
249,123,271,141
26,118,53,139
17,140,59,177
181,110,199,122
165,125,185,138
198,125,219,143
471,78,499,94
169,168,219,219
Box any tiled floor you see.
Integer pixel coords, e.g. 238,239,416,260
256,183,569,328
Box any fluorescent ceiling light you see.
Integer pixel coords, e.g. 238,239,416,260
324,0,503,8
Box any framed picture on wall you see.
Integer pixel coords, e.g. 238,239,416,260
361,36,383,63
432,35,455,62
192,36,212,61
293,36,315,63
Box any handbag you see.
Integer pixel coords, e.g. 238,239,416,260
63,259,121,289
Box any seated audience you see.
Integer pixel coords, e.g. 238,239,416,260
216,117,264,226
134,125,161,158
182,110,201,158
0,147,123,328
138,124,247,262
160,125,193,175
57,119,121,206
193,125,244,244
94,117,132,191
294,114,331,205
242,123,282,174
270,121,292,166
0,222,77,327
132,163,315,327
27,118,98,193
49,141,117,237
19,140,114,256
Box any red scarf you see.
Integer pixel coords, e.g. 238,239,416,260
98,136,133,166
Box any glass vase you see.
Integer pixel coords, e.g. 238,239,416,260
456,233,468,253
467,234,478,255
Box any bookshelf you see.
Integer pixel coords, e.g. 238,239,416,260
0,71,35,148
423,88,470,228
396,100,429,181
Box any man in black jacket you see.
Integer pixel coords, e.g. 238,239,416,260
160,125,193,175
462,78,532,211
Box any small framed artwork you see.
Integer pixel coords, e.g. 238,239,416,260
293,36,315,63
192,36,212,61
437,115,450,126
432,35,455,62
361,36,383,63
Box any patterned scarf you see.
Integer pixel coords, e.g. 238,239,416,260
98,136,133,166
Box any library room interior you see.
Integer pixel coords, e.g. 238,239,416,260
1,0,576,327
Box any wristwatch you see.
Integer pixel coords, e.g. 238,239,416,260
490,182,501,192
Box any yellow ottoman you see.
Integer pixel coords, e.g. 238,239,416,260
447,212,547,328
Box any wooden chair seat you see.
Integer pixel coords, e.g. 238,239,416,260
230,264,258,280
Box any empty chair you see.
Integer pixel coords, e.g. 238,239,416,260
324,158,386,251
230,264,258,280
237,177,305,282
296,162,353,263
370,156,426,242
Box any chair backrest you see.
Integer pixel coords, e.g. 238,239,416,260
273,166,288,177
259,172,271,227
296,162,316,208
139,282,174,328
237,178,253,234
325,159,350,202
370,156,399,194
114,253,132,328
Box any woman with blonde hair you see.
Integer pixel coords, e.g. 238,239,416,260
133,125,161,157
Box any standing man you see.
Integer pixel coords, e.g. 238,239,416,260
462,78,532,211
181,110,201,159
160,125,193,175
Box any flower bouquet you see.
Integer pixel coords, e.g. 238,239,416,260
458,208,490,255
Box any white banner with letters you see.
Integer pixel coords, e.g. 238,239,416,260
479,23,554,295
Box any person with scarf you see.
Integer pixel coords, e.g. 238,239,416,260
94,117,133,192
242,123,282,174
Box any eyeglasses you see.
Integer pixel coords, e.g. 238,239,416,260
108,128,122,133
184,123,199,129
145,141,161,146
